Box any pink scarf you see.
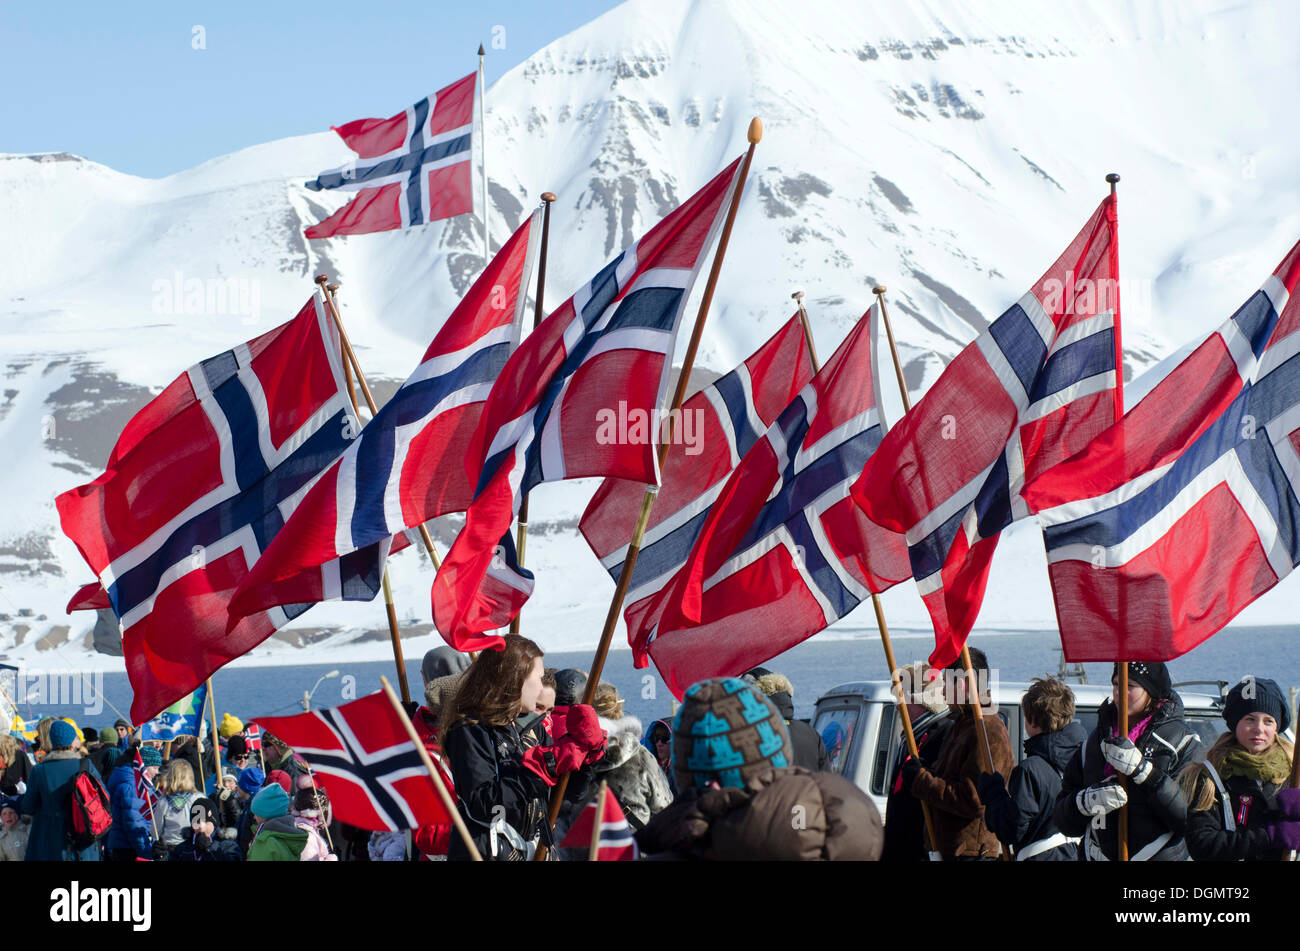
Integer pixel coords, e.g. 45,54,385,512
1103,711,1154,779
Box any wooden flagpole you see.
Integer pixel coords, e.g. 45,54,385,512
314,278,410,701
478,44,489,270
794,289,940,859
302,763,336,854
539,118,764,847
588,780,609,862
206,678,223,792
511,191,557,635
873,284,1006,859
380,676,483,861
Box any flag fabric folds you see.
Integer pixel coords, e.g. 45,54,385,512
140,685,207,741
650,305,912,697
1023,239,1300,661
854,195,1122,668
254,692,452,832
56,297,358,722
431,156,745,651
559,788,639,860
228,210,541,623
129,747,161,825
305,73,478,238
578,315,816,667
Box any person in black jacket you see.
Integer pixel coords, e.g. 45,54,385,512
882,662,952,862
1179,676,1300,861
1054,661,1199,861
748,671,829,772
978,677,1085,860
440,635,604,861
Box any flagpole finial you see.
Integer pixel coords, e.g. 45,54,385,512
327,283,339,294
791,290,804,301
541,192,556,203
1106,172,1120,195
747,117,762,144
873,285,887,296
478,43,485,57
314,274,329,286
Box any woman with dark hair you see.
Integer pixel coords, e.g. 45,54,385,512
440,634,604,861
1054,661,1198,861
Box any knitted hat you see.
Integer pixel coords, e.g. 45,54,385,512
0,795,20,815
423,673,463,713
672,677,793,791
61,718,83,743
1224,677,1290,734
1114,661,1172,702
218,713,244,739
139,745,163,767
553,669,588,707
48,720,77,749
226,735,248,758
99,727,118,744
115,719,130,731
237,766,266,795
267,769,293,794
189,797,216,827
251,782,291,819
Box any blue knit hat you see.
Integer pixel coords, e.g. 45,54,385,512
237,766,266,795
139,745,163,767
251,781,290,819
49,720,77,749
672,677,793,791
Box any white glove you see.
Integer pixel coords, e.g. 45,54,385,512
15,781,26,795
1101,737,1153,784
1077,782,1128,816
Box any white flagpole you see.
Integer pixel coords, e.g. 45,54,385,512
478,43,489,270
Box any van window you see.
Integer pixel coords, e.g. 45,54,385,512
812,706,859,775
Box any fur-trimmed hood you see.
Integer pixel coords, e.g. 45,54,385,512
597,715,644,770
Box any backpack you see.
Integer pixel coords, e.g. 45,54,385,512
68,759,113,852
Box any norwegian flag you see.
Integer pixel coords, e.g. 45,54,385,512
304,73,478,238
579,315,816,667
1023,239,1300,661
227,210,541,623
651,305,912,697
854,195,1122,669
244,723,262,752
560,788,638,861
130,747,161,826
56,297,359,722
254,692,452,831
431,156,746,651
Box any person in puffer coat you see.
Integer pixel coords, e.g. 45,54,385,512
1179,676,1300,861
977,677,1086,861
104,745,161,861
637,677,883,861
1055,661,1200,861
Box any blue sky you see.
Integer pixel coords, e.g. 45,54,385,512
2,0,621,177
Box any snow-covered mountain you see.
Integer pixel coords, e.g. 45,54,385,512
3,0,1298,667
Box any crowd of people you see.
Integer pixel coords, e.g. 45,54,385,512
1,639,1295,862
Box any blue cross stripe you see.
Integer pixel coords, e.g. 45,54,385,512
710,397,885,622
1044,350,1300,567
1030,327,1115,404
108,355,352,621
988,301,1050,399
306,705,429,827
348,340,511,548
605,360,765,585
476,256,685,499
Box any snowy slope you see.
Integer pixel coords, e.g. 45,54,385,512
3,0,1299,667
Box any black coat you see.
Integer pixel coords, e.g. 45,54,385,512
441,719,594,861
767,692,829,772
882,714,953,862
1054,693,1200,861
1186,767,1287,862
1,751,31,797
981,721,1086,860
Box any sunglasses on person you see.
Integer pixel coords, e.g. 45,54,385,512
652,733,671,744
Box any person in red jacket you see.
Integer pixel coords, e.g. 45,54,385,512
410,670,465,860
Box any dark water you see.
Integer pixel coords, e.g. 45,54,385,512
13,625,1299,733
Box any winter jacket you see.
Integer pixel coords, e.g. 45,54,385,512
156,791,200,849
1185,763,1288,862
368,830,408,862
1,750,31,796
585,716,672,830
168,827,241,862
292,816,337,861
20,750,102,861
882,714,953,862
637,766,883,861
0,820,31,861
767,692,830,772
216,788,245,833
442,719,555,861
910,707,1015,860
266,747,310,787
1054,693,1199,862
641,718,678,799
89,744,119,781
104,764,154,859
411,705,454,859
980,721,1086,861
247,815,310,861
